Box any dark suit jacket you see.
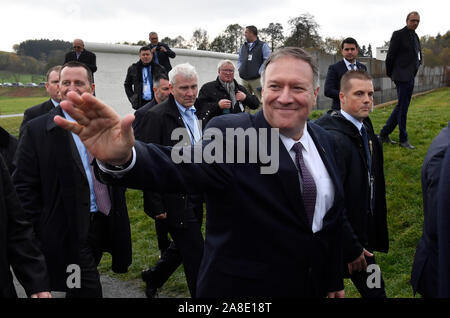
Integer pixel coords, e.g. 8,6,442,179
13,107,132,291
138,94,203,226
19,99,55,138
411,122,450,297
150,42,176,72
97,110,345,297
132,99,157,141
386,26,422,82
315,111,388,264
0,126,18,174
64,49,97,74
324,60,367,110
437,142,450,297
0,155,50,298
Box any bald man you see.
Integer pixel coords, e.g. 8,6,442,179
64,39,97,77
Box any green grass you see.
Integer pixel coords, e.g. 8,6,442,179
0,96,47,115
1,87,449,298
0,70,45,84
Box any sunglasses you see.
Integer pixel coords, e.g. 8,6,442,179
73,46,82,49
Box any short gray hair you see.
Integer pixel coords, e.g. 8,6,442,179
217,59,235,71
169,63,198,85
260,47,319,89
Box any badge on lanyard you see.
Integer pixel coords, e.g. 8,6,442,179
248,54,253,61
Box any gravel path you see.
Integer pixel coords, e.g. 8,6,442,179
14,273,146,298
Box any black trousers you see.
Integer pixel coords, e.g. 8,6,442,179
346,254,387,298
65,212,108,298
147,211,204,298
380,78,415,143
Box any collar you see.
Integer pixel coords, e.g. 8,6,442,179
343,58,357,69
174,99,196,115
340,109,363,133
279,122,311,153
51,98,59,107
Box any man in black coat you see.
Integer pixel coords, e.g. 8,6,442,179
197,59,259,123
139,63,204,298
13,62,132,297
19,65,61,137
379,12,422,149
132,72,171,141
0,126,17,174
0,154,51,298
124,46,166,110
316,70,389,298
324,37,367,110
64,39,97,77
411,122,450,297
149,32,176,72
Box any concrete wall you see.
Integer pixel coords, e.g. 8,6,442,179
86,42,239,117
86,42,446,115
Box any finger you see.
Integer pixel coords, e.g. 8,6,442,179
121,114,136,144
364,249,374,257
362,258,368,271
348,263,352,275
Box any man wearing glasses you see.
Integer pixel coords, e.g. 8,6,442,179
198,59,259,123
64,39,97,80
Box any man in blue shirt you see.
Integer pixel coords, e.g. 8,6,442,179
124,46,166,110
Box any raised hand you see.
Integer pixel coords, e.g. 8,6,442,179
54,91,135,165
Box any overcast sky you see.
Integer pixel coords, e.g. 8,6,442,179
0,0,448,55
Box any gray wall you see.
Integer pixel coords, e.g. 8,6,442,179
86,42,446,115
86,42,239,117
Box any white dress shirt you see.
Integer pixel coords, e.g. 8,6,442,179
279,123,335,233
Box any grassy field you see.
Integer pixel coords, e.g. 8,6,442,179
0,70,46,84
0,87,449,298
0,87,48,115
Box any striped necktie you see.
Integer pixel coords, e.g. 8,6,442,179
292,142,316,227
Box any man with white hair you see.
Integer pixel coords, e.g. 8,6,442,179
198,59,259,122
64,39,97,78
138,63,204,298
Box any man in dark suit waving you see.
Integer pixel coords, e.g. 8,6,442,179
54,47,346,298
379,12,422,149
324,37,367,110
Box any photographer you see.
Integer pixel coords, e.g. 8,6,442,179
149,32,176,72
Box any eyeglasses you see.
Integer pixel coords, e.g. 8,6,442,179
220,69,234,73
73,46,82,49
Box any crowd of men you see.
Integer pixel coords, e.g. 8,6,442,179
1,11,449,299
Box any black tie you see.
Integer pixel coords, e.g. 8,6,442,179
360,125,371,172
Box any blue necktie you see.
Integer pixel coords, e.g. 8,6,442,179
185,109,200,144
292,142,317,228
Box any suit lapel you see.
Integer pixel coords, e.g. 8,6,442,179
47,107,87,181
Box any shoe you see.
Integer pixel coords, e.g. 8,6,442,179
379,135,397,144
399,141,415,149
141,268,158,298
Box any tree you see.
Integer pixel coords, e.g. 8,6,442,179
367,44,373,58
190,28,209,50
223,24,244,54
359,45,367,57
160,36,188,49
284,13,322,49
209,35,228,53
322,37,344,56
260,23,285,51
